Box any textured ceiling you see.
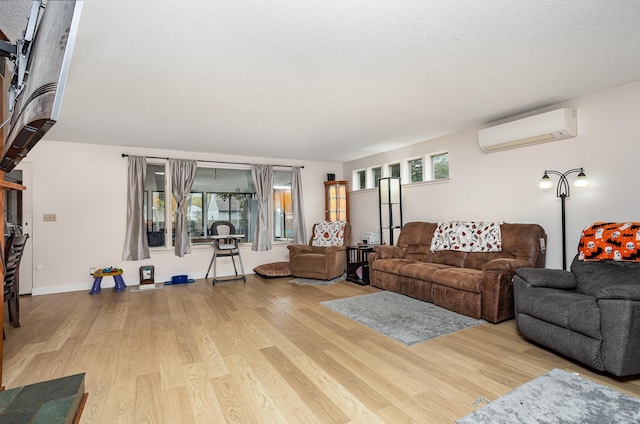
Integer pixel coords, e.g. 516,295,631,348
2,1,640,162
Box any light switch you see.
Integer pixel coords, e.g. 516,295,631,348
43,214,57,222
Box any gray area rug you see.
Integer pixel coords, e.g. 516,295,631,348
289,274,345,286
320,291,484,345
457,368,640,424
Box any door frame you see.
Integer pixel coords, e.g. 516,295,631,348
16,162,33,295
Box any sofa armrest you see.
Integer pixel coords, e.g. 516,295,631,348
599,298,640,375
596,284,640,301
324,245,346,254
514,267,578,289
373,245,404,259
288,244,312,262
287,244,312,255
484,258,534,272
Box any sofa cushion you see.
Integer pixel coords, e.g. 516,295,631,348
396,222,438,248
427,250,468,268
404,243,434,262
401,262,452,281
371,258,413,275
430,268,483,292
572,256,640,297
466,251,510,270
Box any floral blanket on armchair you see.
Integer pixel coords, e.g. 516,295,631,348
311,221,347,247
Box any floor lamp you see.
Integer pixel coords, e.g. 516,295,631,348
539,167,589,270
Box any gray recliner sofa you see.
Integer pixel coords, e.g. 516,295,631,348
513,255,640,376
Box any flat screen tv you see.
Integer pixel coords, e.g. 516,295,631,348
0,0,82,172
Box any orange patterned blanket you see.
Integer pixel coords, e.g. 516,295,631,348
578,222,640,261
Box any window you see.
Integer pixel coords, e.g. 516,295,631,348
352,169,367,190
431,152,449,180
171,167,256,245
372,166,382,188
146,164,300,247
409,158,423,183
389,163,400,178
273,170,293,241
357,170,366,190
145,164,295,247
144,164,167,247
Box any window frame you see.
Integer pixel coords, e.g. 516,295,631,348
429,151,449,181
408,157,424,183
388,162,401,179
369,166,382,189
273,169,294,242
351,169,367,191
144,160,294,250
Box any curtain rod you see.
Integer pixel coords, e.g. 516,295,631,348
121,153,304,168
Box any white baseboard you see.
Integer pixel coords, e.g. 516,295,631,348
32,283,95,296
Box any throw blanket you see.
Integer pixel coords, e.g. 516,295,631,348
311,221,347,247
578,222,640,261
430,221,502,252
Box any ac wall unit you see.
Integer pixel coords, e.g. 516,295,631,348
478,108,577,152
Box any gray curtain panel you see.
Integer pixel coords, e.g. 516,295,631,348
122,156,150,261
251,164,273,251
170,159,197,257
291,166,307,244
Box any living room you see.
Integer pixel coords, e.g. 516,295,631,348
2,1,640,422
19,79,640,295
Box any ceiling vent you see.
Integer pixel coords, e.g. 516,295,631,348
478,108,577,152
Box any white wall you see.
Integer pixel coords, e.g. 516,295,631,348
24,143,343,294
345,80,640,270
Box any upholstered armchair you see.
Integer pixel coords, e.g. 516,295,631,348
513,222,640,376
287,221,351,280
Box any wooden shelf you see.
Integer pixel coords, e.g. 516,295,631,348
0,179,26,191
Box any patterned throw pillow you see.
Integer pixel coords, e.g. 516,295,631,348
578,222,640,261
430,221,503,252
311,221,347,247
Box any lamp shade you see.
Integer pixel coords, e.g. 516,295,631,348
573,171,589,188
539,174,553,189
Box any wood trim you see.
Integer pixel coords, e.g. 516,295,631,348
73,393,89,424
0,180,26,191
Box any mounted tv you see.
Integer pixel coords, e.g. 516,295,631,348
0,0,82,172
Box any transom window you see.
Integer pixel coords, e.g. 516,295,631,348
431,152,449,180
372,166,382,188
409,158,423,183
389,163,401,178
357,170,366,190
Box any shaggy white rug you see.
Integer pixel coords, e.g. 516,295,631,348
457,368,640,424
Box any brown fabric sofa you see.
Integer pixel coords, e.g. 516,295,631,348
369,222,546,323
288,222,351,280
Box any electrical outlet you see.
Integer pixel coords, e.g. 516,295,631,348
43,213,57,222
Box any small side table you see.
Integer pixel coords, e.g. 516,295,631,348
346,245,374,285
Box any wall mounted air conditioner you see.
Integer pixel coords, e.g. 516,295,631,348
478,108,577,152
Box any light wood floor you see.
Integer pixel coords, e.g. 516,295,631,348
3,275,640,423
